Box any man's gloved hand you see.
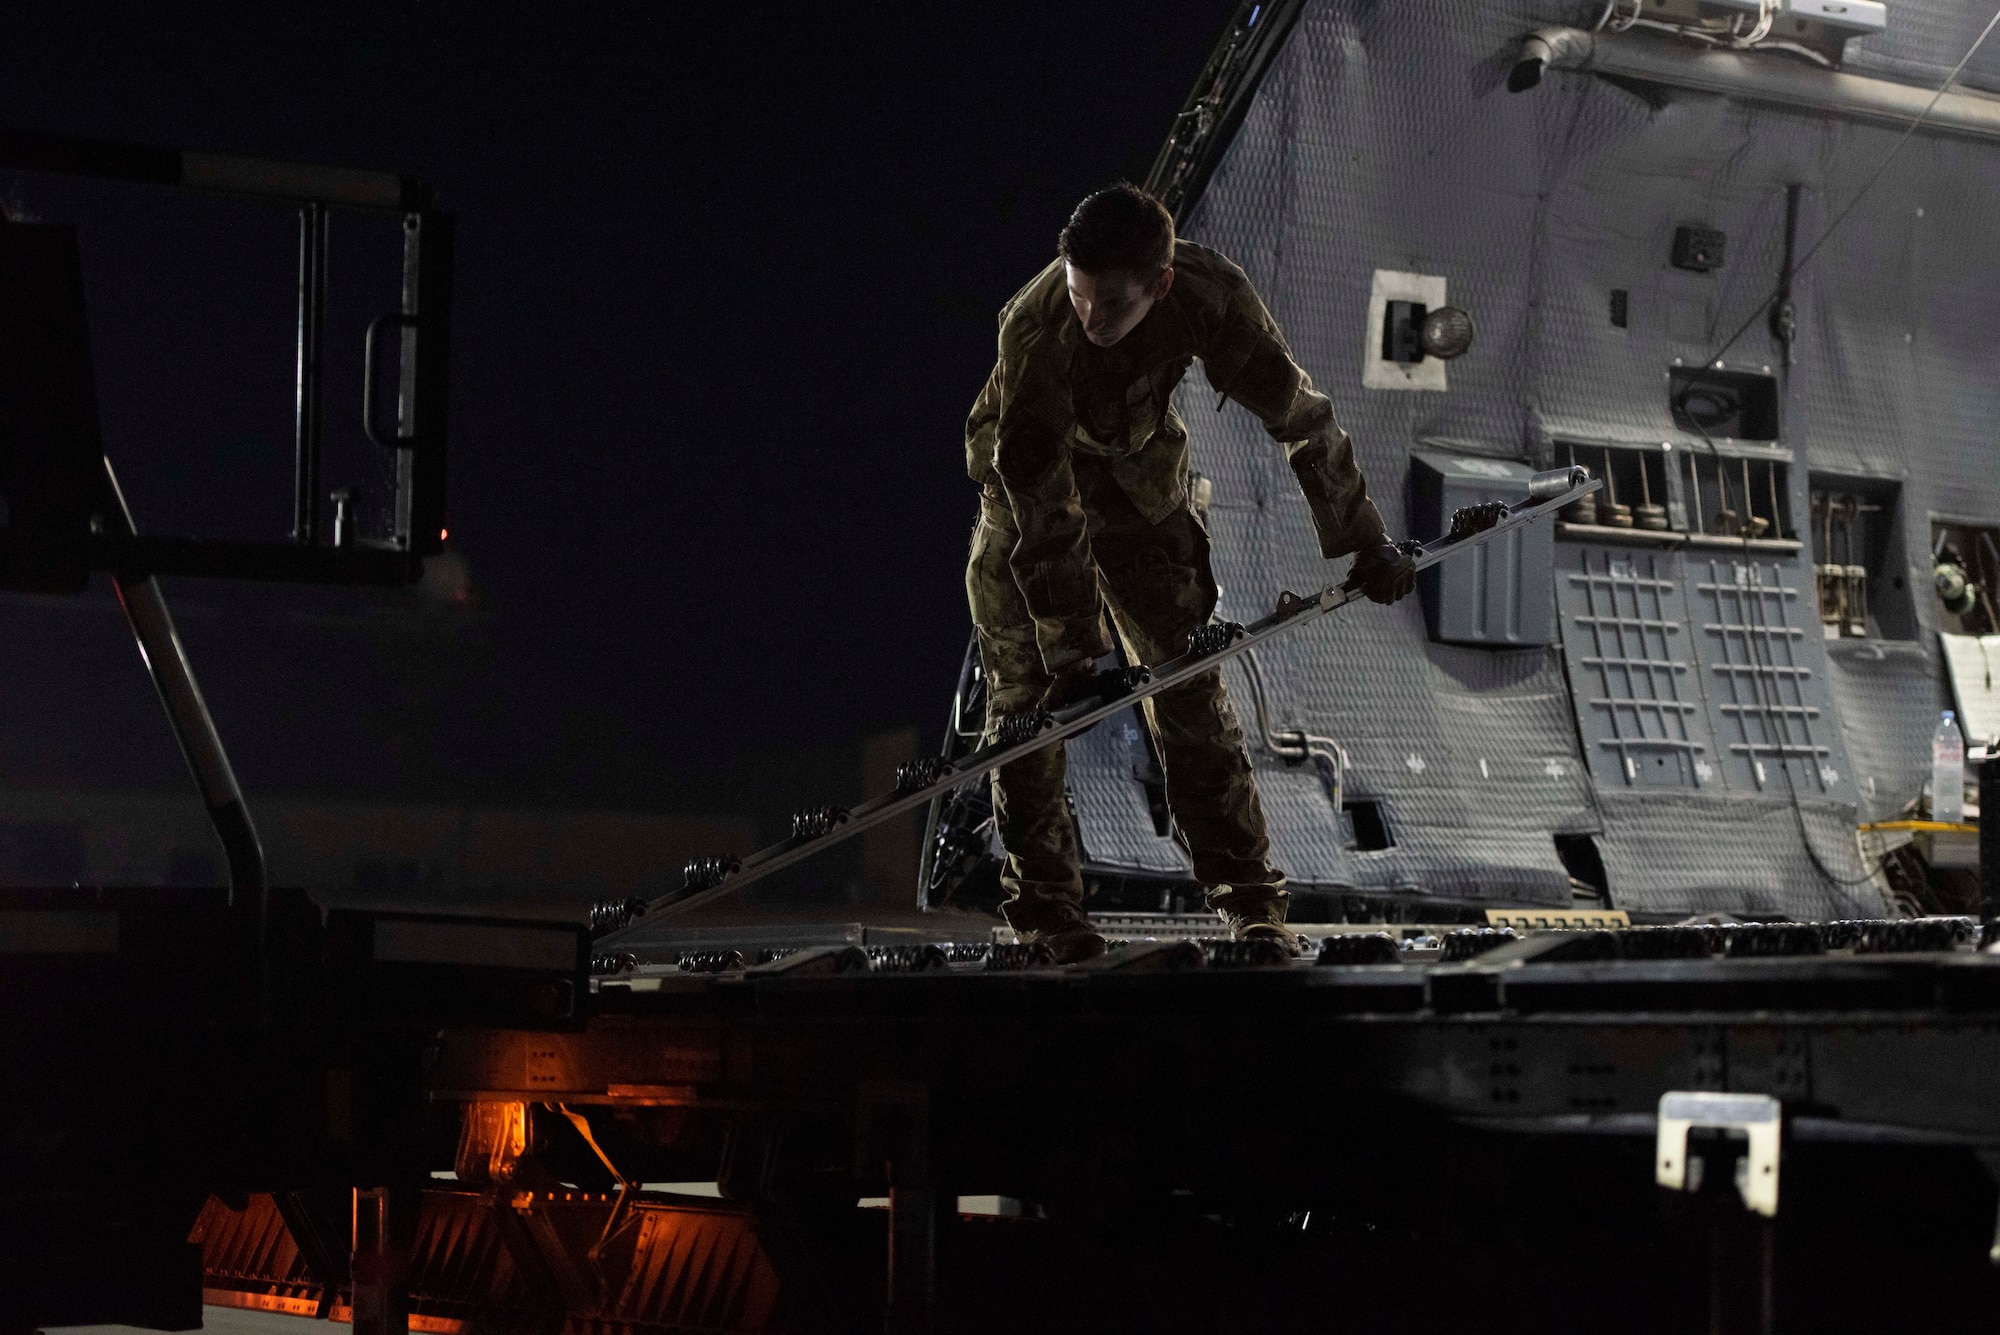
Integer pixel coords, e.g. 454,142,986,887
1345,541,1418,605
1037,660,1105,714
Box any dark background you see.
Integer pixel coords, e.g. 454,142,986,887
0,3,1226,842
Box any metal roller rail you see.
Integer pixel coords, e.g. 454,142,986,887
607,467,1599,934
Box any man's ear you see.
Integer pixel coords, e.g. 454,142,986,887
1151,266,1176,301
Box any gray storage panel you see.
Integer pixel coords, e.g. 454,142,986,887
1411,452,1555,647
1684,554,1860,806
1555,543,1713,792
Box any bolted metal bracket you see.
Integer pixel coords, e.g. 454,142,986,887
455,1100,532,1186
1656,1091,1781,1217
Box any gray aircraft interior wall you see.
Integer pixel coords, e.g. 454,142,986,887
1070,0,2000,919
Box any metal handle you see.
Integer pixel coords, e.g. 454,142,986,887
362,312,418,447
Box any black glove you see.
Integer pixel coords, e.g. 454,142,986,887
1345,541,1417,605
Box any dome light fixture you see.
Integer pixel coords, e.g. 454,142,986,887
1421,305,1475,360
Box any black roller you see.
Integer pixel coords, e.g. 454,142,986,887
985,942,1054,971
1317,932,1405,966
677,949,745,973
590,895,646,937
1851,917,1976,954
896,756,955,794
868,944,951,973
1440,927,1517,962
996,709,1053,747
1095,665,1151,700
791,805,850,840
682,854,741,893
1207,938,1296,969
1186,621,1245,657
1720,923,1824,958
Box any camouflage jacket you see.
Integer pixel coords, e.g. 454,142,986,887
965,240,1386,671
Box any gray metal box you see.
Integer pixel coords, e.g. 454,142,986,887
1409,451,1555,648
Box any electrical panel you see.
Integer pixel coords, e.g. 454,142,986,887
1409,451,1555,648
1671,225,1726,272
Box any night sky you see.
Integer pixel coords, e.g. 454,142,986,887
0,3,1228,829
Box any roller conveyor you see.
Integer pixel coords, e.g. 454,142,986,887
10,887,2000,1333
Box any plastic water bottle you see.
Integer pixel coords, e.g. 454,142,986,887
1932,710,1965,824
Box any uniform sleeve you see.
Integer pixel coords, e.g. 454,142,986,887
964,360,1002,485
991,339,1110,674
1201,278,1388,560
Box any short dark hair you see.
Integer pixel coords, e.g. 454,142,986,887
1058,182,1174,278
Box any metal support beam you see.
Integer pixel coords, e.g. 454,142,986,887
1510,26,2000,145
350,1188,409,1335
293,204,329,546
0,126,425,210
874,1086,936,1335
102,462,267,912
387,211,452,556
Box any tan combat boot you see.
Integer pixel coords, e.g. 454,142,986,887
1212,886,1304,957
1017,917,1108,965
1040,925,1109,964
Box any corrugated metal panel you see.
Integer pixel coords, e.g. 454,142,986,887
405,1192,526,1323
613,1205,779,1333
191,1194,317,1304
192,1192,781,1335
1412,452,1556,648
1685,553,1858,803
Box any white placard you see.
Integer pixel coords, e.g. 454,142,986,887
1361,269,1449,392
1939,631,2000,748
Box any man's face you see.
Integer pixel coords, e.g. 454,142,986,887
1065,263,1175,348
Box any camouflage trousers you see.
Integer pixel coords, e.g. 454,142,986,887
964,458,1285,937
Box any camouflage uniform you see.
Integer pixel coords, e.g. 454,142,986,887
965,240,1387,937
